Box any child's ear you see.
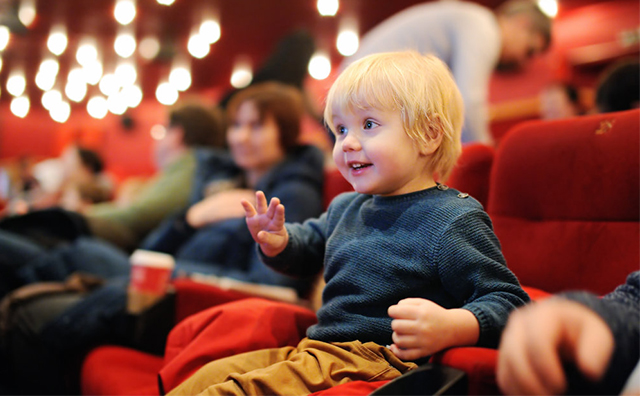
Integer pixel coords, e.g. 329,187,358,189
418,118,444,156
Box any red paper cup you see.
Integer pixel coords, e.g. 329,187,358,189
127,249,175,313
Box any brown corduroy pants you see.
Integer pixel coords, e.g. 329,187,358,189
166,337,416,395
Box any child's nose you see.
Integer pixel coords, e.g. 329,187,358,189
341,134,361,151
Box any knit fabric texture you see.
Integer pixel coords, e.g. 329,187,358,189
261,186,530,350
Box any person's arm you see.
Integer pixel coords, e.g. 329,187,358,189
85,153,196,246
497,271,640,396
449,10,501,145
185,189,256,228
435,209,530,348
497,298,615,395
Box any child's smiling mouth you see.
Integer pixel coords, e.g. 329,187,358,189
347,161,373,174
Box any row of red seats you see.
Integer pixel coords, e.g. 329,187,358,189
81,109,639,395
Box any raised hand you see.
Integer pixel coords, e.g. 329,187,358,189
241,190,289,257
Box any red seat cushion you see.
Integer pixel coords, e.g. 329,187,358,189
160,298,317,393
309,380,389,395
81,346,163,396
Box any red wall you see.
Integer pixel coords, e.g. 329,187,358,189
1,0,638,178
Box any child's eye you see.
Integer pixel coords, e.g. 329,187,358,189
363,119,379,130
336,125,347,135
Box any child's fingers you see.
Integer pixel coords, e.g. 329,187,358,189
256,230,282,246
266,197,281,219
390,318,417,334
272,204,286,228
241,199,257,217
255,191,268,214
388,304,419,320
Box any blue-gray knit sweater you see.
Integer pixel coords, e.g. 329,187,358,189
261,186,530,349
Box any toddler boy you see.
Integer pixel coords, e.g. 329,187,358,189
167,50,529,395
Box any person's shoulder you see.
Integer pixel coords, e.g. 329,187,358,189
286,144,325,169
413,186,487,222
193,147,235,169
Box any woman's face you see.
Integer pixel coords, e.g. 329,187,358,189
227,100,285,174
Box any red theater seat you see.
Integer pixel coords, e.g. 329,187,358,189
412,109,640,395
82,111,639,395
79,144,498,395
447,143,495,208
309,110,640,395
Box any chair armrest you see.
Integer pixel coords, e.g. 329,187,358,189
430,347,499,395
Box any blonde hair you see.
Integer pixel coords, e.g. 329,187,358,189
324,51,464,181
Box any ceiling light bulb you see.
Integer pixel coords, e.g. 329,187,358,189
114,32,137,58
107,92,128,115
35,70,56,91
139,36,160,60
7,73,26,97
317,0,339,16
39,59,59,75
169,66,191,91
47,26,68,56
122,84,143,108
336,30,359,56
42,89,62,110
308,52,331,80
50,100,71,123
115,62,137,86
0,26,10,51
76,43,98,66
537,0,558,18
230,64,252,89
83,60,103,85
99,73,120,96
18,0,36,27
157,0,175,5
188,34,210,59
200,20,221,44
115,0,136,25
65,79,87,103
10,96,29,118
87,96,108,119
156,82,179,106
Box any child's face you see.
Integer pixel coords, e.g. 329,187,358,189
331,106,434,196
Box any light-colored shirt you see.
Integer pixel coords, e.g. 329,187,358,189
342,1,501,144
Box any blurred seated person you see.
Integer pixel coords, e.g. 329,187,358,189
539,83,586,119
6,145,113,215
0,81,324,299
0,82,325,395
0,103,226,253
595,59,640,114
497,271,639,395
83,103,227,252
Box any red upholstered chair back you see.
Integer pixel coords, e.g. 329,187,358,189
447,143,495,208
487,109,640,295
323,167,353,209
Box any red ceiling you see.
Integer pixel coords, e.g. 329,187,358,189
0,0,610,107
